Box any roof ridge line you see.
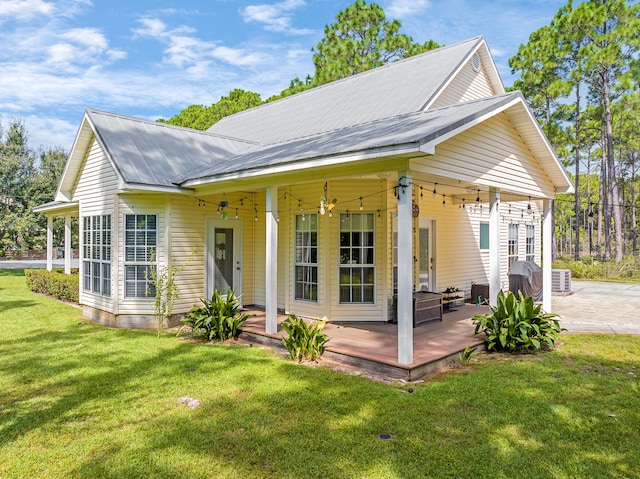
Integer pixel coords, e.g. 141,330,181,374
85,108,260,145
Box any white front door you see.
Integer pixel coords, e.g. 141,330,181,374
206,218,242,299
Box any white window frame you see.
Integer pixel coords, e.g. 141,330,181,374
526,224,535,262
339,212,375,304
82,214,111,297
124,214,157,299
479,222,489,250
294,213,318,302
508,223,519,268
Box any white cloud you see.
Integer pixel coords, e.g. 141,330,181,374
385,0,430,19
0,0,54,20
242,0,313,35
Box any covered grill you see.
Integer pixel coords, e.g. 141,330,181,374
508,261,543,302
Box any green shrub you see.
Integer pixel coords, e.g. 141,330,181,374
180,289,248,342
472,290,562,353
553,255,640,280
281,314,329,362
25,269,79,303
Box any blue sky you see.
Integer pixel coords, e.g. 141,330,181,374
0,0,571,150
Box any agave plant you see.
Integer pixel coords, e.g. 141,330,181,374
472,290,562,352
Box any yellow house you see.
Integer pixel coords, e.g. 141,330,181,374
35,37,573,365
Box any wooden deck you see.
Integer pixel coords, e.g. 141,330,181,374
238,304,489,380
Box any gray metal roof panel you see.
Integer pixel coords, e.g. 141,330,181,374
86,110,258,187
184,92,519,182
206,37,484,145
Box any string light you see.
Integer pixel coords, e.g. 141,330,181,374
527,196,532,215
432,182,437,198
442,194,446,208
359,197,363,210
461,198,466,209
419,186,423,201
235,208,239,219
476,189,481,205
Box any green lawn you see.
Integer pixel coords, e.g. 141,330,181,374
1,269,639,479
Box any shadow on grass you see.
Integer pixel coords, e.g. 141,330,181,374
0,269,25,277
75,347,640,479
0,300,38,313
1,293,639,479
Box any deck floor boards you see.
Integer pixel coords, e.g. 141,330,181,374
239,304,489,380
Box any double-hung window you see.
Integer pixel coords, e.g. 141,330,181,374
82,215,111,296
124,214,157,298
294,214,318,301
526,225,535,262
339,213,375,304
508,223,519,268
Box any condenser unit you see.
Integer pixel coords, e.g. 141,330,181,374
552,269,571,293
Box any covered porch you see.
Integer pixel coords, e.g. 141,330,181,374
32,201,79,273
239,303,489,380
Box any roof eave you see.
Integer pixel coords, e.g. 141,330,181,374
181,143,421,188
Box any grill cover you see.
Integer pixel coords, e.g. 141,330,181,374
508,261,543,302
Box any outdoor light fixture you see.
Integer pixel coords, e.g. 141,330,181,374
476,189,481,204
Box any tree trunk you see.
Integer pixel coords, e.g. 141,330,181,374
631,153,637,255
600,129,608,260
574,84,581,260
602,69,623,262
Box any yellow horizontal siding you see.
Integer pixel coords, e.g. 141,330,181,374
73,138,118,311
412,113,555,197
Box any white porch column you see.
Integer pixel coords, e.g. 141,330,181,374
265,186,278,334
64,213,72,274
397,172,413,365
489,188,501,307
46,215,53,271
542,199,553,312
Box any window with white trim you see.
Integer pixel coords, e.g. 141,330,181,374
124,214,157,298
508,223,519,268
479,222,489,250
526,224,535,262
339,213,375,304
294,214,318,301
82,215,111,296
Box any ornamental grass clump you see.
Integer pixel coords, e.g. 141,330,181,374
281,314,328,362
472,290,562,353
180,289,248,342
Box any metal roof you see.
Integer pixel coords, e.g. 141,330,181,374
182,93,522,183
86,110,258,188
207,37,486,145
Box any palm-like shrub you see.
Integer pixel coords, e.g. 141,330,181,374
472,290,562,352
181,289,248,341
281,314,328,362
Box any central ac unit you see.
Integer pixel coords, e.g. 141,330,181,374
552,269,571,293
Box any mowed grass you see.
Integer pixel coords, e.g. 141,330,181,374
1,269,639,479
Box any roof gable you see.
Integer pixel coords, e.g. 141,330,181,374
206,37,501,145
